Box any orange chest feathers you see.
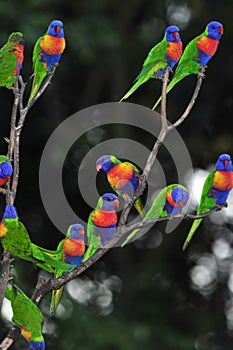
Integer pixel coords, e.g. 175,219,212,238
213,171,233,191
40,35,66,55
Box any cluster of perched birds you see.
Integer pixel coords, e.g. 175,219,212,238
0,19,65,101
0,18,231,350
1,151,233,350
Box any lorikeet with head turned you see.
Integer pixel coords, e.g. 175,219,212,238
82,193,119,262
5,284,45,350
121,184,189,247
28,20,66,102
119,25,182,101
183,154,233,250
0,156,13,193
153,21,224,109
0,32,24,89
96,155,144,215
49,223,85,313
0,205,74,273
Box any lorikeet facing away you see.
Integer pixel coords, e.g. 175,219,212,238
28,20,66,102
153,21,223,109
121,184,189,247
82,193,119,262
183,154,233,250
120,25,182,101
50,223,85,313
96,155,144,215
0,205,74,273
0,32,24,88
5,284,45,350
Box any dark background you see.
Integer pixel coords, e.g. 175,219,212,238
1,0,233,349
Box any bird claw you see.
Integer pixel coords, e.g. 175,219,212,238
167,66,173,73
197,72,205,78
0,188,13,196
13,87,20,96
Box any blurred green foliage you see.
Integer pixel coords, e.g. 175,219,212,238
0,0,233,349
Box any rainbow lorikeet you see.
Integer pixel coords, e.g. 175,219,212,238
153,21,224,109
5,284,45,350
119,25,182,101
0,205,74,273
121,184,189,247
0,32,24,89
49,224,85,313
0,156,13,193
183,154,233,250
28,20,66,102
96,155,144,215
82,193,119,262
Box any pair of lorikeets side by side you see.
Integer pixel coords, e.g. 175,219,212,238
1,153,233,350
0,19,65,102
120,20,224,108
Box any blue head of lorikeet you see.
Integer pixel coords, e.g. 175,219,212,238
165,25,181,42
215,153,232,171
0,162,13,179
207,21,224,40
48,20,64,38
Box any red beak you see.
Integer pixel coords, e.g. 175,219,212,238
114,199,119,207
173,32,179,39
79,229,84,235
223,159,228,168
96,164,102,171
218,27,224,34
55,26,60,34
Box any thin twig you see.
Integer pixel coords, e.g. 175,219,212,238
168,66,206,130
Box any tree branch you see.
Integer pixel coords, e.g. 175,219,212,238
168,66,206,130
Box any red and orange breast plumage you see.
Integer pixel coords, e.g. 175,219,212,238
92,210,117,227
167,41,183,61
40,35,66,55
62,238,85,257
12,43,24,74
213,171,233,191
197,36,219,57
108,164,134,189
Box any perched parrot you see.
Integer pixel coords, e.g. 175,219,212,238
0,32,24,89
183,154,233,250
119,25,182,102
82,193,119,262
0,156,13,193
121,184,189,247
49,224,85,313
0,205,74,273
153,21,224,109
28,20,66,102
5,284,45,350
96,155,144,215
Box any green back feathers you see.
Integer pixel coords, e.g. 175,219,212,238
5,285,44,341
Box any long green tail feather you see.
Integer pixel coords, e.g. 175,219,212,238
182,218,203,251
50,286,64,314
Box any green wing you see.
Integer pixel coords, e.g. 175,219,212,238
120,38,168,101
82,213,101,262
5,285,44,340
29,36,47,102
121,186,168,247
152,34,203,110
182,169,216,250
0,42,18,87
0,155,9,163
